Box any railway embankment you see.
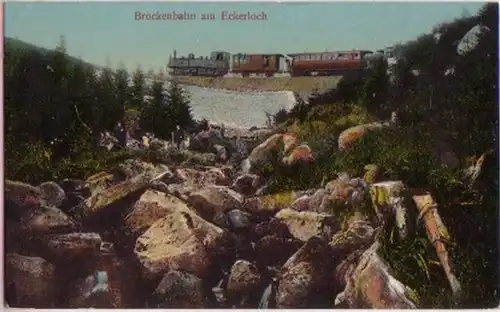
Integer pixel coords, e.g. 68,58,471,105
174,76,341,93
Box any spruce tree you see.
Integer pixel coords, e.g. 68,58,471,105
114,63,131,113
140,74,171,139
165,78,194,132
131,66,146,110
113,63,130,146
96,67,118,131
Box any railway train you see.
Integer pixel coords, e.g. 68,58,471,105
167,49,377,77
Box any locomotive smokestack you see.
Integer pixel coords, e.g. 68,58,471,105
173,50,177,59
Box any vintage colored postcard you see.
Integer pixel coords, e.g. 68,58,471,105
4,1,498,309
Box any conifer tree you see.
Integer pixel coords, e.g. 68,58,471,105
114,63,130,131
164,78,194,132
96,66,118,131
140,73,171,138
131,66,147,110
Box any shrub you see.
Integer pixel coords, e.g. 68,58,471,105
272,107,289,125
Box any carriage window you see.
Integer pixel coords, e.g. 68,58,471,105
263,56,270,66
321,54,329,60
305,55,310,61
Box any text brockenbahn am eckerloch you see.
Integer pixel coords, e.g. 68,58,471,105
134,11,268,21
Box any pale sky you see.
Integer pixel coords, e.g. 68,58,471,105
4,2,485,71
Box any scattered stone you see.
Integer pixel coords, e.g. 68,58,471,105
42,232,102,262
276,237,333,308
227,209,251,230
38,181,66,208
231,173,264,196
214,144,229,163
289,195,311,211
148,270,206,308
204,167,230,186
275,209,340,242
187,186,244,223
226,260,264,308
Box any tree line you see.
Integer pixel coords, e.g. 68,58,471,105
5,36,194,182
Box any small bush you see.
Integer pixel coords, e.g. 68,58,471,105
272,107,289,125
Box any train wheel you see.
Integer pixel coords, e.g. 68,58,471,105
265,72,273,77
242,72,249,78
304,71,310,76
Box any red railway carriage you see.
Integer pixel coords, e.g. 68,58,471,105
287,50,373,77
231,53,284,77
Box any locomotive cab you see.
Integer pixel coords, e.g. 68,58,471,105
210,51,231,62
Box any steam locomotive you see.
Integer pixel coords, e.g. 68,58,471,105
167,49,376,77
167,50,232,77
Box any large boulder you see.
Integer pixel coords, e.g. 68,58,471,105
231,173,265,197
134,209,231,281
189,129,227,153
124,190,191,238
38,181,66,208
275,209,340,242
226,260,264,308
187,186,244,225
148,270,207,308
20,206,77,236
338,122,386,151
76,170,170,220
276,237,333,308
5,253,60,308
41,232,102,263
5,180,48,219
250,219,302,268
245,133,286,173
334,241,417,309
281,144,315,166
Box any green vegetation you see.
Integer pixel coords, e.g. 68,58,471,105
139,74,194,139
5,36,194,184
268,3,498,308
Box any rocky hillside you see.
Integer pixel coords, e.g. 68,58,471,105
6,123,491,309
174,76,341,93
5,3,497,309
